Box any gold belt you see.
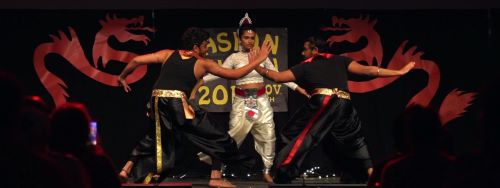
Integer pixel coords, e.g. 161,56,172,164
151,89,195,119
310,88,351,100
152,89,186,98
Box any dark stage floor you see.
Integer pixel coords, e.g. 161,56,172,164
122,177,367,188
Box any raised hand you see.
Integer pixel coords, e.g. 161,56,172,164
248,41,272,65
248,47,259,63
295,87,311,99
258,41,272,61
118,77,132,92
399,61,415,75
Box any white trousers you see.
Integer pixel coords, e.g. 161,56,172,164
198,94,276,172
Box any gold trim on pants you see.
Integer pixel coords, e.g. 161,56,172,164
150,89,194,178
154,96,162,174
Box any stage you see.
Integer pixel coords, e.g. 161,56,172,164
122,181,367,188
121,177,367,188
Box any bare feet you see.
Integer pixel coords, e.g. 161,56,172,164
118,161,134,183
368,167,374,177
209,178,236,188
118,169,129,183
209,170,236,188
263,173,274,183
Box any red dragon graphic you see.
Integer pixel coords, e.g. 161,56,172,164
321,15,476,125
34,14,155,107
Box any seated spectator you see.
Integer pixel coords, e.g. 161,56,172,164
50,102,121,188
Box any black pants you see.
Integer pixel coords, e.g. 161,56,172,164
274,94,372,183
128,97,251,182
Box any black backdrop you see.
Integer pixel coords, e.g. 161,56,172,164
0,9,496,176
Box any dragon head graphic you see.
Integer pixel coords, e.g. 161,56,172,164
93,13,156,68
34,13,156,107
321,15,382,66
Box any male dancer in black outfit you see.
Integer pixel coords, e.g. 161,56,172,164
254,36,415,183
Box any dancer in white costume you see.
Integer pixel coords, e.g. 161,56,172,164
198,13,309,183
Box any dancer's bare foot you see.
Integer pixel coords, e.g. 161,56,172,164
209,170,236,188
209,178,236,188
367,167,374,177
263,173,274,183
118,161,134,183
119,169,129,183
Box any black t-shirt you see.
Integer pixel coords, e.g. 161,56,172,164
290,55,353,92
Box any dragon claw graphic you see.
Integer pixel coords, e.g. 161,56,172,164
439,89,478,125
388,40,427,70
398,41,423,60
49,34,59,41
48,27,78,45
59,31,68,40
